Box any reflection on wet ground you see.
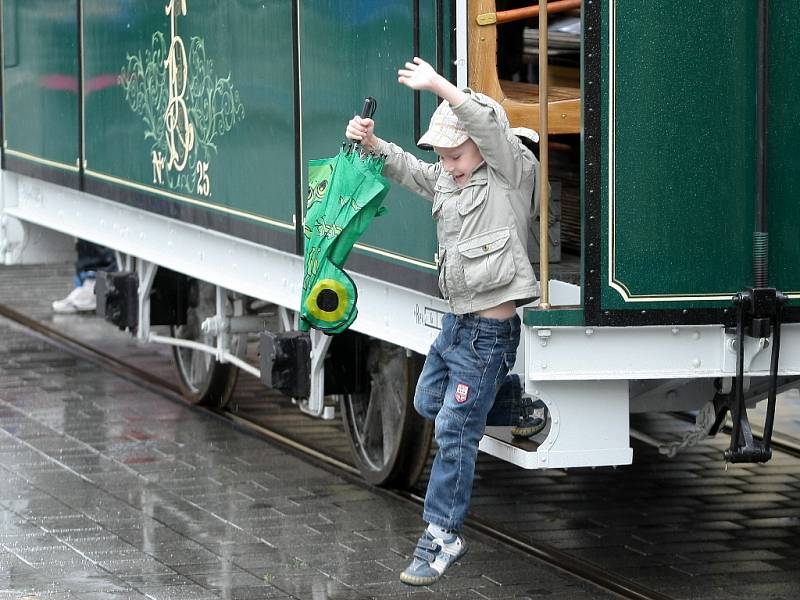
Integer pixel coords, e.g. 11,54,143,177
0,264,615,599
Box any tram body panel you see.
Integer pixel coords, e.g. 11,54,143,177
2,1,799,475
595,0,799,317
767,3,800,300
2,0,81,180
2,0,444,293
299,2,443,288
82,0,298,252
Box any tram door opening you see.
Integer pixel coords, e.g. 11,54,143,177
475,0,582,288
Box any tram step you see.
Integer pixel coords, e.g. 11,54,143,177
480,380,633,469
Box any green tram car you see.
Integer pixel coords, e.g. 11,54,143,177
1,1,798,487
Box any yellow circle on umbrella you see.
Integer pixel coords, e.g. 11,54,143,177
305,278,350,323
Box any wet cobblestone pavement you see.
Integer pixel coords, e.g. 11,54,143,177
1,264,799,600
0,265,615,599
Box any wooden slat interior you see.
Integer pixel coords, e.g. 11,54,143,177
469,0,581,135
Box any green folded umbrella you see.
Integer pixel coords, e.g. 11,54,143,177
300,131,390,335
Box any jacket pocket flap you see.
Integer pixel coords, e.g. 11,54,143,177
457,185,489,216
457,228,510,259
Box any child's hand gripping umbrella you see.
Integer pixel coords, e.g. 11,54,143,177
299,98,390,335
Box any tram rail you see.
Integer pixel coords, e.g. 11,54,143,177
0,299,687,600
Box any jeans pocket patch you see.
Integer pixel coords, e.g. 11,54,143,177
454,382,470,404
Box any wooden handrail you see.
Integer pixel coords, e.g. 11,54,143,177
477,0,581,26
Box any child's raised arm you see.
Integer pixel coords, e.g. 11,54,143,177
343,112,440,200
397,58,466,108
400,57,534,188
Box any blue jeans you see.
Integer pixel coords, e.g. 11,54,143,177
414,312,521,531
75,240,116,286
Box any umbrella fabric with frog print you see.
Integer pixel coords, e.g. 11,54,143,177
300,98,390,335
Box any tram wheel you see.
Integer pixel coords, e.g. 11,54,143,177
340,339,432,489
170,280,245,407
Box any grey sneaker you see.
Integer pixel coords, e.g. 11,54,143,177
511,397,547,438
400,529,467,586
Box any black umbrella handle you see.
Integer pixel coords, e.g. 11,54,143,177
346,97,378,150
359,97,377,120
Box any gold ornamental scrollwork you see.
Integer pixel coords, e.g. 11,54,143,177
120,0,245,198
164,0,195,173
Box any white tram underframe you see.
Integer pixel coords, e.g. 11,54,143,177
480,323,800,469
3,170,800,476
